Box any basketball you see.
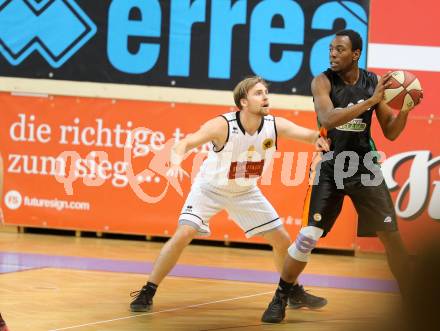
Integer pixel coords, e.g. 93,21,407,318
383,71,423,112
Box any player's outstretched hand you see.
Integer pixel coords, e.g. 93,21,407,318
166,165,189,182
315,136,331,152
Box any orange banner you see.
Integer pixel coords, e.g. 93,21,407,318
1,92,439,252
0,93,357,249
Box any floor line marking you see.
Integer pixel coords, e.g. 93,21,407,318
48,291,273,331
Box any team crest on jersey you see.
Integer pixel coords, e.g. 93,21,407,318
262,138,274,150
336,118,367,132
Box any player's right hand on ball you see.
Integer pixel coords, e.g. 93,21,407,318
372,72,392,104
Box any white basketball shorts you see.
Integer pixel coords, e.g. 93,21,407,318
178,182,281,238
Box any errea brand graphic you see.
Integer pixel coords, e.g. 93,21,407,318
0,1,369,95
0,0,96,68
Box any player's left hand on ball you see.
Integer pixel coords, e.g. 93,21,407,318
315,136,331,152
166,165,189,181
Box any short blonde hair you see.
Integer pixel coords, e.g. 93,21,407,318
233,76,268,109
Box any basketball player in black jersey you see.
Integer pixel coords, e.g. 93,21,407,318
261,29,422,323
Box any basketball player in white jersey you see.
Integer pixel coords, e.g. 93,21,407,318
129,76,330,313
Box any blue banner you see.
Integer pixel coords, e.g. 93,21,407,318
0,0,370,95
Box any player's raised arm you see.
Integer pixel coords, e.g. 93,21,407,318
275,117,330,152
171,117,227,161
167,117,228,179
313,73,391,129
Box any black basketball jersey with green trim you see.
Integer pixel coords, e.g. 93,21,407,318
322,68,378,170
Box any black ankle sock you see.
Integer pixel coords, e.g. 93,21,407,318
144,282,158,297
276,278,293,296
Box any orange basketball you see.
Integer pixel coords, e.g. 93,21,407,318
383,71,423,112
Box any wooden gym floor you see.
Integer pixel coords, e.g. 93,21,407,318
0,228,403,331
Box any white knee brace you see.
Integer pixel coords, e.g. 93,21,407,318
288,226,324,262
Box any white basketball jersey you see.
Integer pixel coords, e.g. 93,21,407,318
195,111,277,192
